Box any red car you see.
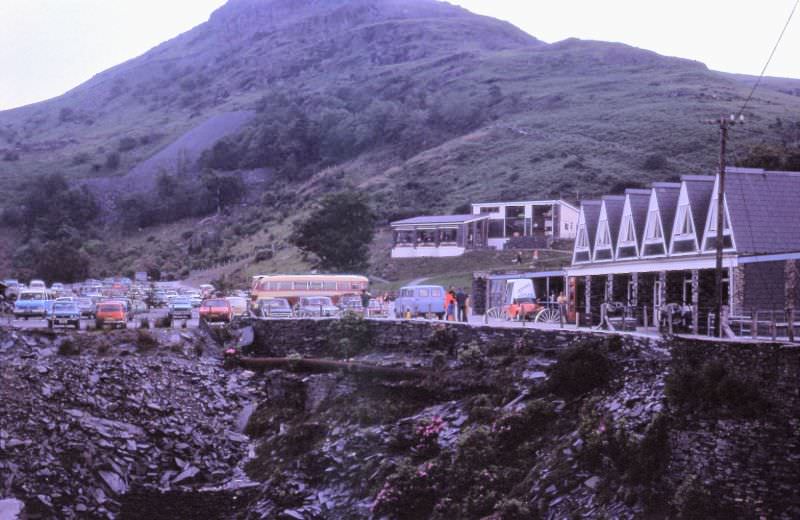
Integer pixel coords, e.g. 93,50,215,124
199,298,233,324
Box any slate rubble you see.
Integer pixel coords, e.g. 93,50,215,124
0,328,260,519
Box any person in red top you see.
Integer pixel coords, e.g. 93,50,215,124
444,287,457,321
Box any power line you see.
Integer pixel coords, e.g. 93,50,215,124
736,0,800,119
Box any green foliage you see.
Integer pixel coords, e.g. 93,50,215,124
492,400,554,452
665,359,769,418
457,341,485,368
330,312,373,358
672,475,737,520
547,339,611,397
29,241,91,284
372,460,440,519
737,142,800,172
290,191,375,272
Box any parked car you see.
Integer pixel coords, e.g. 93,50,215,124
393,285,446,319
102,298,134,321
185,292,203,308
295,296,340,317
168,298,193,320
51,283,64,294
13,290,54,319
48,301,81,329
338,295,364,314
367,298,388,318
257,298,293,318
132,300,149,315
199,298,233,324
226,296,250,318
75,297,96,318
29,280,46,291
95,302,127,329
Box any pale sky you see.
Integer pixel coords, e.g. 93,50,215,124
1,0,798,111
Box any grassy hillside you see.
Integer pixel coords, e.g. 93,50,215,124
1,0,799,282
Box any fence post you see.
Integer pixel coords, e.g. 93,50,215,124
643,306,648,331
771,310,777,341
789,308,796,342
667,310,673,335
751,312,758,339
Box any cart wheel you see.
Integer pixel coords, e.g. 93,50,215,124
535,308,561,324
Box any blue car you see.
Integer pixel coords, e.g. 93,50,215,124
393,285,446,319
14,290,54,319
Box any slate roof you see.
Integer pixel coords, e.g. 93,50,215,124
625,189,651,246
391,214,488,227
581,201,602,253
651,183,681,240
601,196,625,249
724,168,800,254
681,176,715,240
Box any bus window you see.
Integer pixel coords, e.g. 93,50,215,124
293,282,308,291
323,281,337,290
418,288,430,297
278,282,292,290
431,288,442,297
309,281,323,290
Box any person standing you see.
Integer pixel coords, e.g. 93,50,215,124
456,288,468,323
557,291,567,327
360,289,371,316
444,288,456,321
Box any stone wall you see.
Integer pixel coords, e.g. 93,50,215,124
668,339,800,518
248,318,653,358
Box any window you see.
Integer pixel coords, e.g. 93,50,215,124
323,281,337,290
488,220,505,238
417,288,430,297
277,281,292,290
309,281,323,290
431,288,442,297
439,228,457,243
479,206,499,214
645,210,662,240
595,221,611,248
293,282,308,290
676,205,693,236
576,226,588,248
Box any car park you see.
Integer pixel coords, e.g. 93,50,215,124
199,298,233,324
95,302,127,329
295,296,340,317
132,300,149,315
226,296,249,319
257,298,293,318
102,298,134,321
168,298,193,320
48,301,81,329
393,285,446,319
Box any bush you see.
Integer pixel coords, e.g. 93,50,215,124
665,360,769,418
457,342,485,368
492,400,554,452
330,313,372,357
372,461,439,519
136,330,158,351
547,340,611,397
673,475,737,519
643,153,668,171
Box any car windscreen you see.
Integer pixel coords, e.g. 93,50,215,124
204,299,228,307
97,304,122,312
53,303,76,311
305,297,332,306
171,299,191,305
19,293,44,301
261,300,290,309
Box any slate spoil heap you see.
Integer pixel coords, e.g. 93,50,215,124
0,328,260,519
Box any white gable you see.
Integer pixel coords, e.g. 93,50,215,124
615,195,639,259
669,183,699,255
701,176,736,253
592,202,614,261
641,190,667,257
572,208,592,264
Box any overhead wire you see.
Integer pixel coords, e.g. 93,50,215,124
735,0,800,119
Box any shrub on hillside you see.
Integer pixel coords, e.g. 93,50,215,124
665,359,769,418
547,340,611,397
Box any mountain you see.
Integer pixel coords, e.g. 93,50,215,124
1,0,799,280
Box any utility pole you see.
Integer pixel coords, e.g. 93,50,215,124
706,115,743,337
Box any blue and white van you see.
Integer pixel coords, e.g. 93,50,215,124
394,285,446,319
14,290,55,319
